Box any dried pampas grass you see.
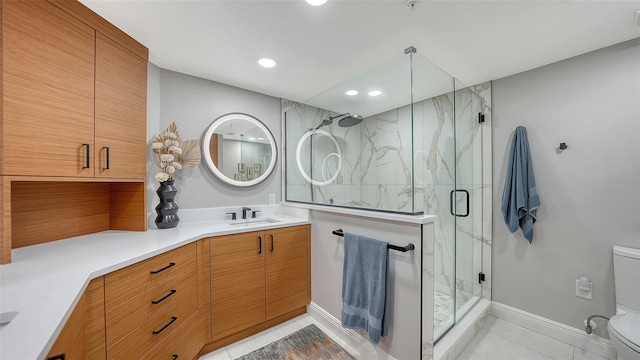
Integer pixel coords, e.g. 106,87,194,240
152,122,201,181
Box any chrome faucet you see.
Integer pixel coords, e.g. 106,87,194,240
242,207,251,220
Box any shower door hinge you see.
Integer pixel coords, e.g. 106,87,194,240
478,113,485,124
478,272,486,284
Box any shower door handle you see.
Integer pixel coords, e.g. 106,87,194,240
450,189,470,217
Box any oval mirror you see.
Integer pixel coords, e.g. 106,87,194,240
202,113,277,187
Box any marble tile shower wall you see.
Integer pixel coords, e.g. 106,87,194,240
284,82,490,219
284,99,415,212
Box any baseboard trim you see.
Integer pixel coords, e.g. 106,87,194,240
491,302,616,360
307,302,396,360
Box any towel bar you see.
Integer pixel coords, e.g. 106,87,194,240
332,229,415,252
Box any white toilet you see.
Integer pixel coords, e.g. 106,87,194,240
609,245,640,360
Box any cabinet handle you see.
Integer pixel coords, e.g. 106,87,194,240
172,355,179,360
152,316,177,335
151,289,176,304
82,144,90,169
103,146,110,170
150,262,175,274
258,236,262,254
270,234,274,252
47,355,65,360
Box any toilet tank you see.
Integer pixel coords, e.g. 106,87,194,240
613,245,640,312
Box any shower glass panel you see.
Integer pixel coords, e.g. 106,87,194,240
284,52,419,213
283,53,453,214
410,52,458,340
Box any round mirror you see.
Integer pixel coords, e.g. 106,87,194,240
202,113,277,187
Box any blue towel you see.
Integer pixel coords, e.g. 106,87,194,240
501,126,540,243
341,232,390,344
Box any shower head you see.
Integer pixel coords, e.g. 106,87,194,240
315,113,363,130
338,114,363,127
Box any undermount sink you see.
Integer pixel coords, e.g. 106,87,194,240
0,311,18,329
228,218,280,227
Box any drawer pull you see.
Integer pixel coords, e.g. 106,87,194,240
103,146,110,170
151,289,176,304
172,355,179,360
82,144,90,169
152,316,177,335
150,262,175,274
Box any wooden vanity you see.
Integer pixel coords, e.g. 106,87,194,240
44,224,311,360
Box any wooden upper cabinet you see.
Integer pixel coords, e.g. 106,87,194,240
95,33,147,179
1,1,148,179
2,0,96,177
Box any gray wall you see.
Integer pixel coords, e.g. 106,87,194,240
492,38,640,335
310,210,425,359
146,66,282,222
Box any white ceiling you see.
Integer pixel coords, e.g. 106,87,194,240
81,0,640,113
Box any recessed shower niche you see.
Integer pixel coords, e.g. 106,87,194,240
283,47,492,356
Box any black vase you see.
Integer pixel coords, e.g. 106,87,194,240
155,179,180,229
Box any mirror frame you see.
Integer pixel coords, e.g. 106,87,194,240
202,112,277,187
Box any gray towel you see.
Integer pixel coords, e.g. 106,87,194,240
501,126,540,243
341,232,389,344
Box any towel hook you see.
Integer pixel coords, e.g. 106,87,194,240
559,142,568,150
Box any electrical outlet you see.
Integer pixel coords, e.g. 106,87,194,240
268,193,276,205
576,279,593,300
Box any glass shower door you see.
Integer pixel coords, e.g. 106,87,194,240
452,82,483,323
428,79,484,343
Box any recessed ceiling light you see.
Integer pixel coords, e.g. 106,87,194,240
258,57,276,68
368,90,382,97
306,0,327,6
345,90,359,96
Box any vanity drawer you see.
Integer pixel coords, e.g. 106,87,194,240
105,265,197,346
105,242,196,306
106,287,198,360
141,311,205,360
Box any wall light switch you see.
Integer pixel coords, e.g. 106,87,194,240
268,194,276,205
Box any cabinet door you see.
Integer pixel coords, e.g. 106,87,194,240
210,231,266,340
95,33,147,179
266,225,310,320
46,277,105,360
2,0,95,177
46,295,86,360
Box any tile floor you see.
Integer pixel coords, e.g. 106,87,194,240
199,313,609,360
458,316,608,360
434,290,455,332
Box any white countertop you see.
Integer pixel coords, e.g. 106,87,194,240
0,205,309,360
